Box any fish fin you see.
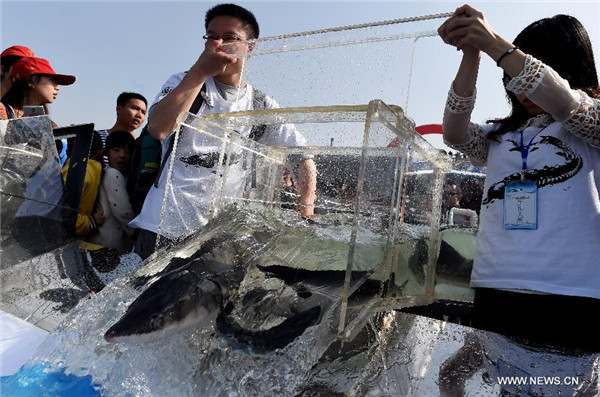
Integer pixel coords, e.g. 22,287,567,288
293,284,312,299
216,306,321,350
130,275,152,290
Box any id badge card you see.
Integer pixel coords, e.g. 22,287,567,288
504,180,538,230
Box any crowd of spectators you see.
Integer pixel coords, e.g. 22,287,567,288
1,45,149,252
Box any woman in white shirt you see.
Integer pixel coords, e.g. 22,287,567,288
439,5,600,351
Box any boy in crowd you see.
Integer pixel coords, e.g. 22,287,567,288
88,131,136,251
97,92,147,144
442,181,463,224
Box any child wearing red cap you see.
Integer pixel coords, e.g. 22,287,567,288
1,56,75,120
0,45,34,99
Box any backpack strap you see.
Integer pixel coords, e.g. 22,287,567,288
153,84,206,188
248,88,269,188
189,83,207,115
0,103,7,120
0,102,15,120
248,88,268,142
127,127,146,195
5,103,15,119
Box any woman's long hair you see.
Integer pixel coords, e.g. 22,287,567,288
489,15,600,136
2,75,49,115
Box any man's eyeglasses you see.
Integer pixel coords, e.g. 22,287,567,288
202,34,244,44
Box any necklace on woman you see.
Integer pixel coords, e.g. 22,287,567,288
516,113,554,131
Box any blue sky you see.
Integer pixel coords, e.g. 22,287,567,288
2,1,599,149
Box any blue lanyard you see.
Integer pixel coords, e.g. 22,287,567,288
519,125,548,171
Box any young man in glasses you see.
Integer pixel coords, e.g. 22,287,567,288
130,3,317,259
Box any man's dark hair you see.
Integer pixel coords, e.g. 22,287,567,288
116,92,148,107
1,55,22,71
105,130,135,153
205,3,260,39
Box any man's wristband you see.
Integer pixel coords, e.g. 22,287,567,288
496,46,519,67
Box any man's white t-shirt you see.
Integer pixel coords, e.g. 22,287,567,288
129,75,306,239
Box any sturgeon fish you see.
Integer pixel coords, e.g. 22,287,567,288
104,235,374,349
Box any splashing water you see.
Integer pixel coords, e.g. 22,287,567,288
3,208,394,396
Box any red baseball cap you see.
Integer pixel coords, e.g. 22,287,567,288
10,57,76,86
1,45,34,58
